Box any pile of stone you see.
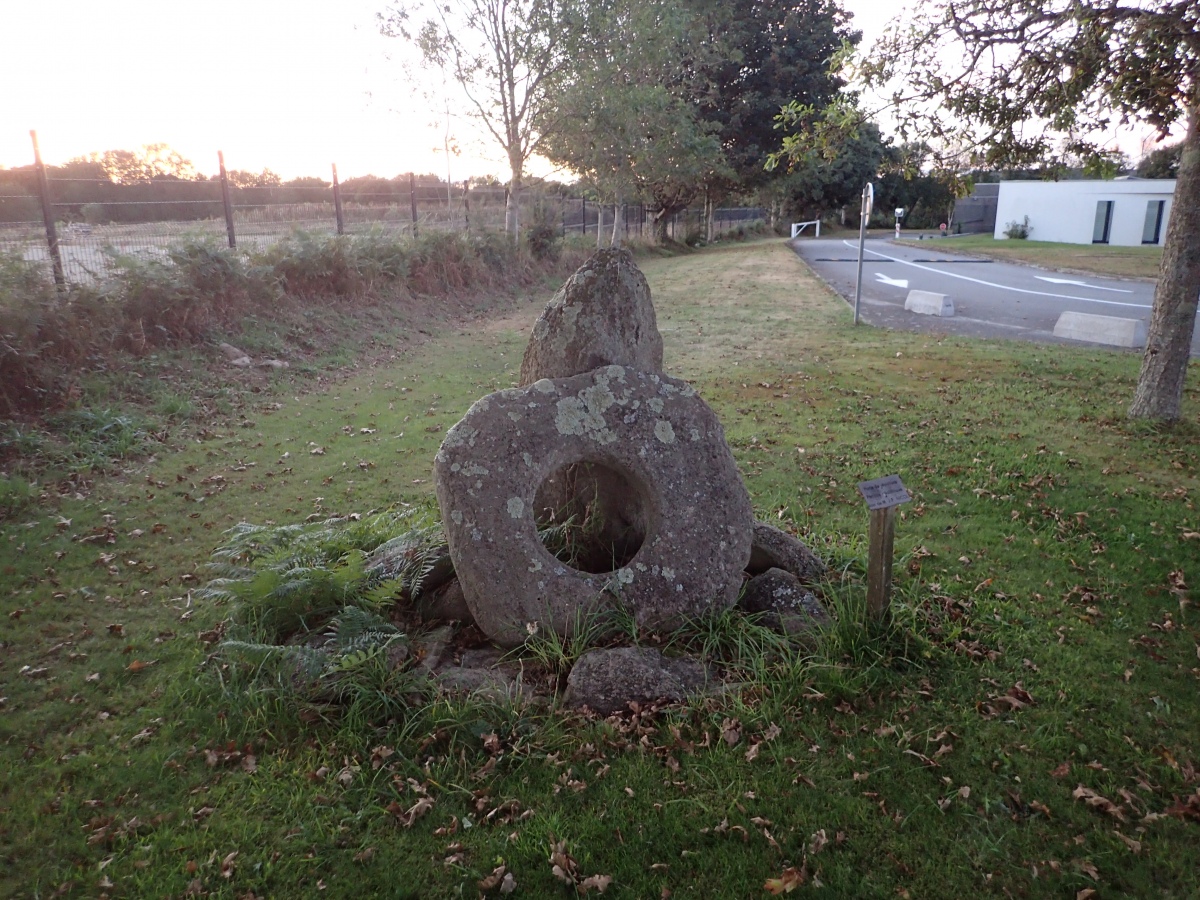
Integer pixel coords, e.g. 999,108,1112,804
418,249,827,714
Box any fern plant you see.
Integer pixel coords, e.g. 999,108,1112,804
200,506,446,642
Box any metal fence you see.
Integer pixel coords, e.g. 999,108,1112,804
2,134,765,288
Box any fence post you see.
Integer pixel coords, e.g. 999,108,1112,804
29,130,66,291
217,151,236,249
581,197,587,239
463,181,470,233
332,164,345,235
409,173,419,239
561,195,566,238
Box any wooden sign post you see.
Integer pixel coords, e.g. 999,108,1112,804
856,475,911,619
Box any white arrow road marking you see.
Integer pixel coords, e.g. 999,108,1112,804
875,273,909,288
1035,276,1133,293
841,240,1150,309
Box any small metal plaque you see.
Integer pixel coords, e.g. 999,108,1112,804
857,474,911,510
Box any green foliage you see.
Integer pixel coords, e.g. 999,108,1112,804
516,607,614,677
694,0,859,193
1003,216,1033,240
0,225,570,419
110,239,280,345
259,229,408,296
202,507,444,642
861,1,1196,170
48,407,150,466
216,606,426,723
0,473,35,519
669,605,796,681
204,509,447,725
1136,142,1182,179
525,220,561,261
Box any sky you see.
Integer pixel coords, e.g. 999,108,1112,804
0,0,1170,182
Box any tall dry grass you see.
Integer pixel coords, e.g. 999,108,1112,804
0,229,588,418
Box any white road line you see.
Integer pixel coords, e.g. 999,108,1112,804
841,240,1151,310
1035,276,1133,293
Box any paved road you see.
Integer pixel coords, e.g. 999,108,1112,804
790,237,1200,356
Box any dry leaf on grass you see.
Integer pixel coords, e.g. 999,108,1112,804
390,796,435,828
764,865,808,894
1114,831,1142,853
1073,785,1127,822
580,874,613,893
479,865,507,891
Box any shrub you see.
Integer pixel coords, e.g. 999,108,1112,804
113,239,279,346
1003,216,1032,239
0,251,96,415
259,229,410,297
525,221,561,261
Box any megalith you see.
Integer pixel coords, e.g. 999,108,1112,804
519,248,663,385
433,365,754,647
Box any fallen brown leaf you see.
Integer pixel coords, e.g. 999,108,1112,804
1073,785,1127,822
479,865,507,891
580,874,613,893
764,865,807,894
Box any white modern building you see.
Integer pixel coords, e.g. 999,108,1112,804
993,179,1176,246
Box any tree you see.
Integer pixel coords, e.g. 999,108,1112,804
1137,142,1183,179
72,144,199,184
539,0,723,244
226,168,283,189
860,0,1199,422
772,121,887,224
692,0,859,208
379,0,578,238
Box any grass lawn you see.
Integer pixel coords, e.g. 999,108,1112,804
898,233,1165,280
2,238,1199,898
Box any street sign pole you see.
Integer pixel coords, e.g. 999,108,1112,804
853,182,872,326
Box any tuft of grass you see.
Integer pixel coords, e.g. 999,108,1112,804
0,472,35,518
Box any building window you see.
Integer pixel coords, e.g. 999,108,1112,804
1092,200,1114,244
1142,200,1165,245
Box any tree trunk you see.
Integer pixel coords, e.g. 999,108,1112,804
652,209,670,243
611,191,623,248
505,159,522,241
1129,101,1200,422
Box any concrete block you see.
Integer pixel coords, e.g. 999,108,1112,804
904,290,954,317
1052,312,1146,348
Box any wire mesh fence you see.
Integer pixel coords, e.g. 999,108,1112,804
2,136,766,288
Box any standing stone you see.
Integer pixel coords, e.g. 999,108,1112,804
519,248,663,386
433,366,754,647
520,248,664,534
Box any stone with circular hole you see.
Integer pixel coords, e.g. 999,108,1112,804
434,365,754,647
